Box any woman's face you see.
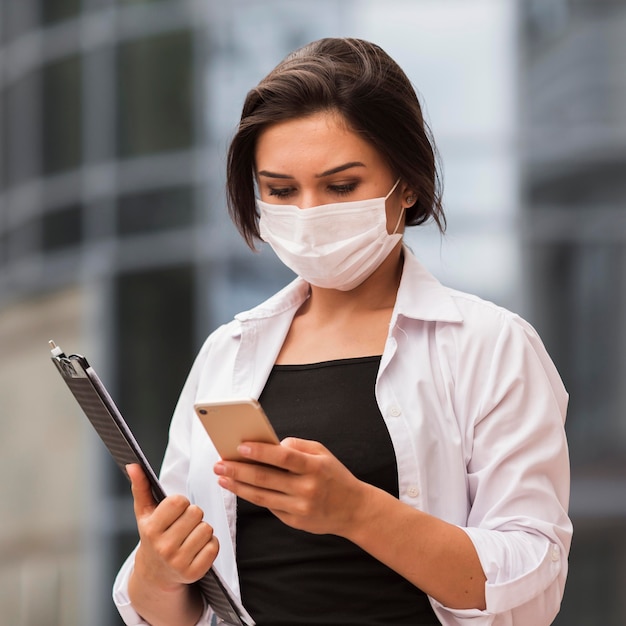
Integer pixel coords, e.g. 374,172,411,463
254,110,407,234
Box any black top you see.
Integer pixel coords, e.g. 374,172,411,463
236,356,440,625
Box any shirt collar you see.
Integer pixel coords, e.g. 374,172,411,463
394,246,463,323
234,278,309,323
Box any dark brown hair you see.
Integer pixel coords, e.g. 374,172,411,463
227,37,445,248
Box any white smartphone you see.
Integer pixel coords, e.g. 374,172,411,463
194,398,280,461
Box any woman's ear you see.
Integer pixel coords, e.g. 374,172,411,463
400,184,418,208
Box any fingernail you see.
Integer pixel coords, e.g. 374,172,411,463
237,444,252,456
214,462,226,475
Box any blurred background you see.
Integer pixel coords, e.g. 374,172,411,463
0,0,624,624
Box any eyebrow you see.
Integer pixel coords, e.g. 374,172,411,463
257,161,366,180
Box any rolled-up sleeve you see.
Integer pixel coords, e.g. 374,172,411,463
112,549,143,626
437,310,572,625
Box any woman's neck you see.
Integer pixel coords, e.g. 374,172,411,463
274,244,404,365
303,243,404,320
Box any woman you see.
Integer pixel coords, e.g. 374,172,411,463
114,38,571,626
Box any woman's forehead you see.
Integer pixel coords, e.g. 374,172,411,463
254,111,383,176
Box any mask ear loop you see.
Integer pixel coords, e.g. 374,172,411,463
385,178,401,199
386,178,404,235
391,205,405,235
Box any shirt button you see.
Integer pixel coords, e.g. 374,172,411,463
406,485,420,498
389,405,402,417
551,546,560,562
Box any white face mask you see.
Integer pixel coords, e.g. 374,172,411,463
257,179,403,291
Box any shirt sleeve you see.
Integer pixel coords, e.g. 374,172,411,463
111,339,218,626
437,312,572,625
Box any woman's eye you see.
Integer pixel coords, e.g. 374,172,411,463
268,187,295,199
329,182,358,196
266,181,358,200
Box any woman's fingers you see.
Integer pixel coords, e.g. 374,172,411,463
214,437,366,536
127,463,158,519
236,437,325,473
213,438,330,495
127,464,219,587
171,520,220,581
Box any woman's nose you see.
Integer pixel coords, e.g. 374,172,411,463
298,191,323,209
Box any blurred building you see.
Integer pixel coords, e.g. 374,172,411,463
1,0,624,624
519,1,626,624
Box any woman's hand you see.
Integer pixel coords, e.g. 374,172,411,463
213,440,487,610
127,464,219,591
213,438,369,537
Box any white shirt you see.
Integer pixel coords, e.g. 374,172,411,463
113,248,572,626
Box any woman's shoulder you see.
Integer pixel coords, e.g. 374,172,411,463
401,252,552,373
440,285,566,397
446,287,525,327
436,285,550,367
400,249,535,338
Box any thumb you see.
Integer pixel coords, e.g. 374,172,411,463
126,463,157,520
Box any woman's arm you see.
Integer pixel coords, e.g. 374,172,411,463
345,480,487,610
214,438,486,610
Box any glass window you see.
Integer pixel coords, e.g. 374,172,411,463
113,265,195,486
529,241,626,467
40,0,80,25
554,521,626,625
84,0,113,9
117,186,193,236
42,56,82,175
41,205,82,251
0,0,39,43
81,46,116,163
567,244,623,452
529,163,626,208
6,218,40,262
118,0,163,4
1,88,6,190
117,31,193,157
2,71,41,186
0,231,6,268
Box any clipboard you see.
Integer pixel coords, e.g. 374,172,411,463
49,340,255,626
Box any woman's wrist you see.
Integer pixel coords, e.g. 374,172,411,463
128,563,204,626
131,546,186,593
338,480,390,544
